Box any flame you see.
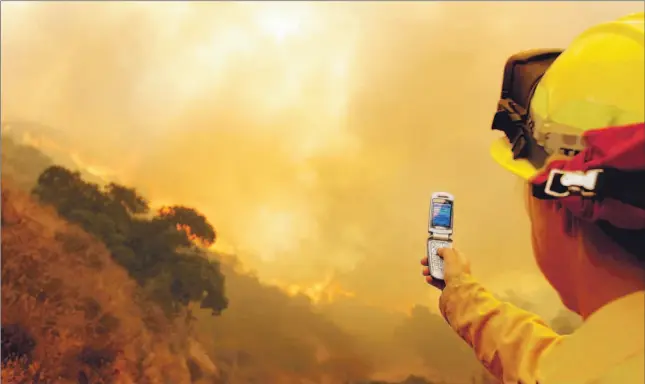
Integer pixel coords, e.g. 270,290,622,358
17,131,63,153
158,206,176,216
157,206,213,247
271,274,355,305
176,223,213,248
69,153,115,180
176,223,199,242
4,127,115,181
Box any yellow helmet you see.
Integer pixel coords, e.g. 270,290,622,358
490,12,645,180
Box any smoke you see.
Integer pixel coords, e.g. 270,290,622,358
1,0,640,370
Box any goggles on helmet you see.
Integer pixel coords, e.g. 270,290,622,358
491,49,563,169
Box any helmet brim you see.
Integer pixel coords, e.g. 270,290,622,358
490,137,539,180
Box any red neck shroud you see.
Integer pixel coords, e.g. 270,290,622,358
531,122,645,231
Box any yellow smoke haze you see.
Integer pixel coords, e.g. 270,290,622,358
2,1,641,317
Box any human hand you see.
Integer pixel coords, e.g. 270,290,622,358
420,247,472,290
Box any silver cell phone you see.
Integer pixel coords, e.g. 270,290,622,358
427,192,454,281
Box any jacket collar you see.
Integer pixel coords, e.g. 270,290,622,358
538,290,645,383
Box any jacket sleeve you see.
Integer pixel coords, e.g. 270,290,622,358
439,274,565,383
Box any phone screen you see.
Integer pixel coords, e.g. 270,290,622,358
431,198,453,229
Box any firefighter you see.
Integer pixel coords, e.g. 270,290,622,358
422,12,645,384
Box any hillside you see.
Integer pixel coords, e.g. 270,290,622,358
0,174,392,383
1,180,198,383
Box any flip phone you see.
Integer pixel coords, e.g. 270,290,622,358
427,192,454,281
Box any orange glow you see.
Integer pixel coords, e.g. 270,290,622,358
158,206,213,247
158,206,176,216
271,274,356,304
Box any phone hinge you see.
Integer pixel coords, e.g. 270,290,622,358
429,233,451,241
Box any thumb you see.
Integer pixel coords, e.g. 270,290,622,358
436,247,457,260
437,247,472,276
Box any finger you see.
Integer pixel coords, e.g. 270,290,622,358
426,275,446,290
431,279,446,290
436,247,455,259
422,266,430,276
420,257,429,266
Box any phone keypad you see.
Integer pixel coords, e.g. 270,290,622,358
428,240,452,280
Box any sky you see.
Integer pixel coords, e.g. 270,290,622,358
2,1,643,317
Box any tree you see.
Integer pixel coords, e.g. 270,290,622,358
195,258,229,315
156,205,216,246
104,183,149,215
32,165,84,212
32,165,228,318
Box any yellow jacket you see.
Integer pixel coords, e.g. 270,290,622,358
440,275,645,384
